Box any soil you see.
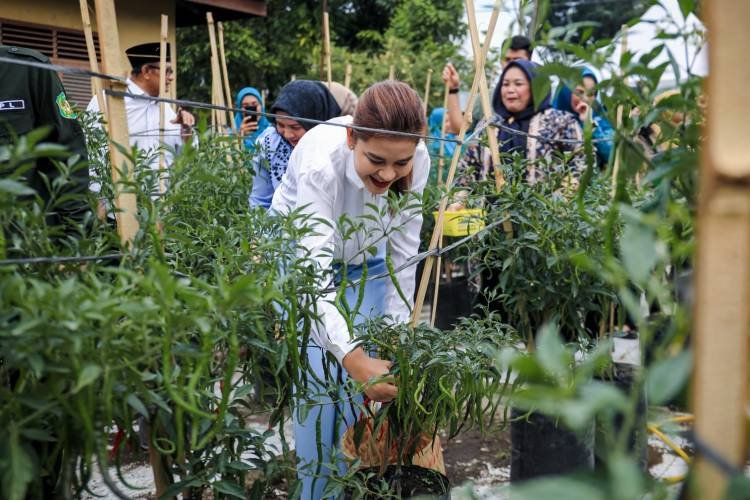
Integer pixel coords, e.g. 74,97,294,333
441,425,511,488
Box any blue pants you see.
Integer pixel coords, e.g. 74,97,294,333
293,258,387,499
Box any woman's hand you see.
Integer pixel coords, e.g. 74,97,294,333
442,63,460,89
240,116,259,137
342,348,397,402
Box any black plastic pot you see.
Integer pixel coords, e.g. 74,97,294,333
510,408,595,482
595,362,648,470
343,465,450,499
434,277,475,330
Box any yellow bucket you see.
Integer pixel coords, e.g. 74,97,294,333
434,209,485,237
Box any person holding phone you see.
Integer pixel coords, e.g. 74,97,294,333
234,86,270,152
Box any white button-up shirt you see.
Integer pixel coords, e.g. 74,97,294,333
271,116,430,363
86,79,184,194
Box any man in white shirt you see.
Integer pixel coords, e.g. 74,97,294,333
87,42,195,207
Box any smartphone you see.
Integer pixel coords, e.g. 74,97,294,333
243,104,258,123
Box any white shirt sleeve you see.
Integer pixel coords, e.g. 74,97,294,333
295,164,358,364
384,144,430,323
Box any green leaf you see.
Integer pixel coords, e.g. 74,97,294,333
678,0,695,18
213,479,246,499
646,350,692,405
73,364,102,393
608,453,644,500
1,427,34,500
126,394,149,418
536,323,571,381
512,476,606,500
0,179,35,196
532,74,552,113
619,221,658,283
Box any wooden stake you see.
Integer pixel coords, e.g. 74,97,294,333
322,11,332,87
218,22,236,133
437,82,450,187
93,0,138,246
611,105,624,197
206,12,226,130
465,0,504,192
691,1,750,498
388,64,395,80
79,0,106,126
344,63,352,89
411,0,502,326
290,74,296,81
158,14,168,196
169,36,176,100
422,68,433,115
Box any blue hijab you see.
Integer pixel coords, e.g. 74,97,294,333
234,87,270,150
428,107,456,160
492,59,551,158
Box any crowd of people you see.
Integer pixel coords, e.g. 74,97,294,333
1,32,619,499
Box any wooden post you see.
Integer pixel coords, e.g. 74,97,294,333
430,83,450,327
411,0,502,326
158,14,168,196
78,0,106,126
388,64,395,80
466,0,504,191
344,63,352,89
93,0,138,246
691,1,750,499
169,37,176,100
322,11,332,87
422,68,433,115
206,12,226,130
218,21,236,132
290,74,296,81
610,105,624,197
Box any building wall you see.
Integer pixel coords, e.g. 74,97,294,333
0,0,178,73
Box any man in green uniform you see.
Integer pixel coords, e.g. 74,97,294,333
0,45,89,230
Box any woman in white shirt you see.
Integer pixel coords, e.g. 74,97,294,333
270,81,430,499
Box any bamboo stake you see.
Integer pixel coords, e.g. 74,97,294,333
344,62,352,89
466,0,513,246
158,14,168,196
93,0,138,246
322,11,332,87
411,0,502,326
388,64,395,80
218,22,236,133
691,2,750,498
610,105,624,197
206,12,226,130
422,68,433,115
290,74,296,81
430,83,451,327
437,82,450,187
169,36,176,100
79,0,106,127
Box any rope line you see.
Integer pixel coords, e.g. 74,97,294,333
104,89,463,145
0,55,127,83
320,216,507,294
3,53,624,147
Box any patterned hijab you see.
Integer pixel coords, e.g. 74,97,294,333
264,80,342,184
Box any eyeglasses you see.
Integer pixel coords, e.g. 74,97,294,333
145,64,174,76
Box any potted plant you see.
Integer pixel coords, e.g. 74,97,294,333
466,165,617,481
335,314,517,499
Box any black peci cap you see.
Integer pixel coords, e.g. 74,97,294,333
125,42,171,71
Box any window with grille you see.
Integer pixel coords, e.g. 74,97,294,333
0,19,101,108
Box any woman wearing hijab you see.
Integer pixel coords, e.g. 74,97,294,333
235,86,270,152
552,67,614,168
493,59,585,183
455,59,585,195
249,80,341,209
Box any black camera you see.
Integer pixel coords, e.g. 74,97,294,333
243,103,258,123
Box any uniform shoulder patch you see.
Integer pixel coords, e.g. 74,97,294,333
56,92,77,119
